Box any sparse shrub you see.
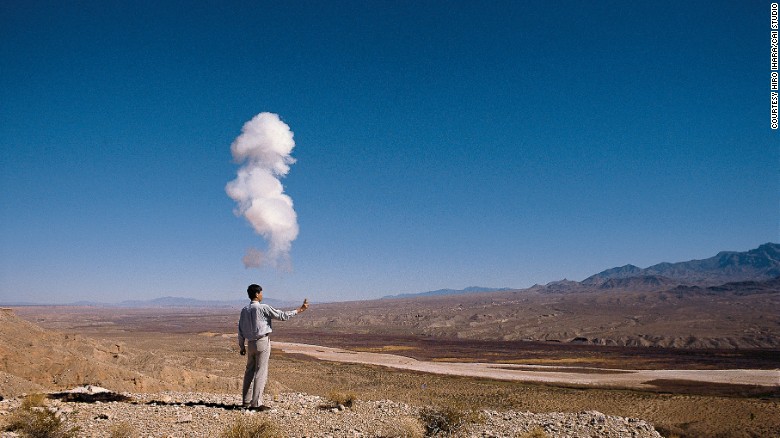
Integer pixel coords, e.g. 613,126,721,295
419,403,482,436
108,421,137,438
6,394,79,438
519,427,549,438
654,424,684,438
377,416,425,438
219,415,282,438
326,390,357,408
20,393,48,410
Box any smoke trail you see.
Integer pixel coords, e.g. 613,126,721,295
226,112,299,270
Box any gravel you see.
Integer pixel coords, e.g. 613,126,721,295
0,389,663,437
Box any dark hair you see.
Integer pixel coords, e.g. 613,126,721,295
247,284,263,299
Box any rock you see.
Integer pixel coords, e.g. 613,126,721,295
67,385,112,395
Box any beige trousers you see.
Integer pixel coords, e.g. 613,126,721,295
242,337,271,407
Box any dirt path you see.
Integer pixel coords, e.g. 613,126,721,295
275,342,780,389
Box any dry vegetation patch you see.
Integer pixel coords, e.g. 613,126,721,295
4,393,80,438
641,379,780,398
418,402,484,435
376,416,426,438
107,421,137,438
219,416,282,438
325,389,358,409
520,427,550,438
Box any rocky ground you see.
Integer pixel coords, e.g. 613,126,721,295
0,387,662,438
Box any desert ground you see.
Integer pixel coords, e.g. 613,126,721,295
1,306,778,437
280,287,780,349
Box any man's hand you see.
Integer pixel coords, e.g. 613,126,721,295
298,298,309,313
240,347,246,356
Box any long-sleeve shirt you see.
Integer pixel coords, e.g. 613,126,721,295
237,301,298,348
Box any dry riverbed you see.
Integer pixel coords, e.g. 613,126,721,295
274,342,780,389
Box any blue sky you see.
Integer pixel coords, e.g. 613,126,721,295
1,1,777,304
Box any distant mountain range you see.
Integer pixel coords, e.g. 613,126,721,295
3,296,298,309
383,286,512,299
582,242,779,287
388,243,779,299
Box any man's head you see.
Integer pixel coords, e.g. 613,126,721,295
247,284,263,301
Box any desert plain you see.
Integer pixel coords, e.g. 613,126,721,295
2,279,779,438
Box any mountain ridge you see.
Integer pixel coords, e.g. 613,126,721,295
391,243,780,299
582,242,780,287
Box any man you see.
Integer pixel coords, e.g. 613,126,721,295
238,283,309,409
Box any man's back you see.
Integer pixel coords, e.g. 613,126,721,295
238,301,265,341
239,301,297,342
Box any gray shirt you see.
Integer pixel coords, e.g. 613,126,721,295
237,301,298,347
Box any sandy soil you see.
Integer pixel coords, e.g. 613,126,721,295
274,342,780,389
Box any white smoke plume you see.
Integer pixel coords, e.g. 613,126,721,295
226,112,299,270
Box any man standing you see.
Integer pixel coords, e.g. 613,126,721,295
238,283,309,409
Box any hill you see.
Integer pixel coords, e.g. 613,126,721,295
0,308,239,397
